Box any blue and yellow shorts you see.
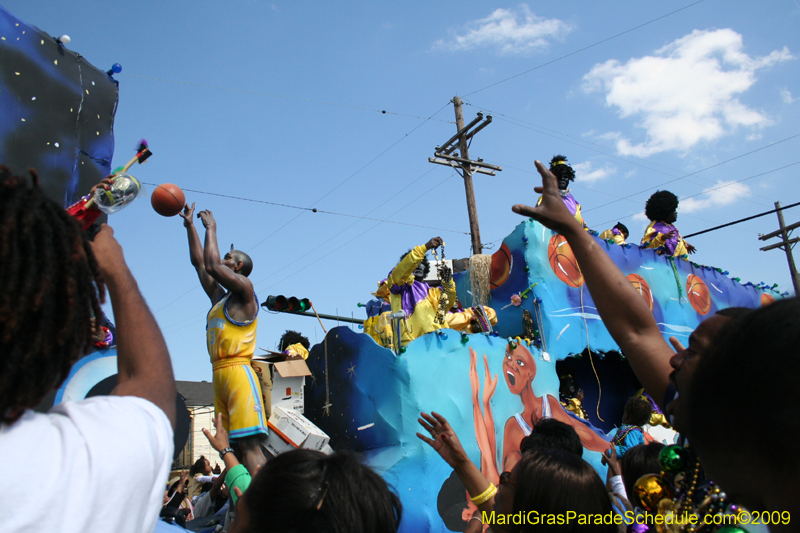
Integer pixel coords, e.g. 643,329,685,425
212,357,268,441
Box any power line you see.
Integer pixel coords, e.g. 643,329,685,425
244,99,452,253
259,172,459,294
120,73,454,124
251,168,458,290
464,0,706,97
469,104,776,207
157,172,460,331
594,161,800,228
683,201,800,239
141,181,466,235
583,132,800,215
153,102,456,318
309,101,452,206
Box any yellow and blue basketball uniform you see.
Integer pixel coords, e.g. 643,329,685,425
207,292,267,440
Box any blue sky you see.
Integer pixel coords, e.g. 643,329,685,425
5,1,799,381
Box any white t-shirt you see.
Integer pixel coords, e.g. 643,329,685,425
0,395,174,533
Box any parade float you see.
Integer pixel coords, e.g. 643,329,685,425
303,219,783,532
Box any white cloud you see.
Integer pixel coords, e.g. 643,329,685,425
583,29,793,157
433,5,571,55
780,88,797,104
680,180,752,213
573,161,616,183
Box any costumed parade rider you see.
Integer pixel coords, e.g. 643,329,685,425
558,374,588,420
253,330,310,418
598,222,629,245
640,190,696,257
369,237,497,347
537,155,586,229
181,203,267,475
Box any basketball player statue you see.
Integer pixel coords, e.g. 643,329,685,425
180,203,267,475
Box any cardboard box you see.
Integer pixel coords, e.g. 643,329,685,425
267,405,330,452
264,431,295,457
251,357,311,414
272,359,311,413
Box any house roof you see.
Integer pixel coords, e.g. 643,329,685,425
176,381,214,407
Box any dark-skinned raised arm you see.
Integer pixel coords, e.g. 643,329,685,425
91,225,177,429
511,160,673,403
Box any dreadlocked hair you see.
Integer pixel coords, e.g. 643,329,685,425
549,154,575,182
0,166,105,423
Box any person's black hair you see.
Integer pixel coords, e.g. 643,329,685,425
190,456,207,476
240,449,402,533
520,418,583,458
231,250,253,277
644,190,679,223
613,222,630,239
620,442,665,500
621,396,652,427
684,297,800,479
399,249,430,279
160,506,187,528
715,306,753,320
280,330,311,352
511,448,616,532
0,167,105,424
549,155,576,183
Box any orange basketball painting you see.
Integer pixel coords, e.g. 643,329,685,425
490,243,512,289
760,293,775,306
627,274,654,311
548,235,584,288
686,274,711,315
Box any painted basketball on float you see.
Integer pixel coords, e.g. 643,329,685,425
686,274,711,315
490,242,512,289
548,235,584,288
626,273,654,311
760,293,775,306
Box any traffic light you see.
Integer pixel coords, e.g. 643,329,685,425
262,295,312,313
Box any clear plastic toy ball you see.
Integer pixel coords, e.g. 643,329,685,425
93,173,144,214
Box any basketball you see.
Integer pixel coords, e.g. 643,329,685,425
760,293,775,306
490,242,512,289
627,273,654,311
548,235,584,288
151,183,185,217
686,274,711,315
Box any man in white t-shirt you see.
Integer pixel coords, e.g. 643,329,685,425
0,168,177,533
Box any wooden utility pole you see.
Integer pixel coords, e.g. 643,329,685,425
759,201,800,296
429,96,501,255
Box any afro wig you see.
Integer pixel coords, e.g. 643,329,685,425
644,190,679,223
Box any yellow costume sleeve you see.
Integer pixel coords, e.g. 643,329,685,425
444,306,498,332
641,221,689,256
285,342,309,360
598,229,626,245
387,244,427,288
641,221,667,249
562,397,587,420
